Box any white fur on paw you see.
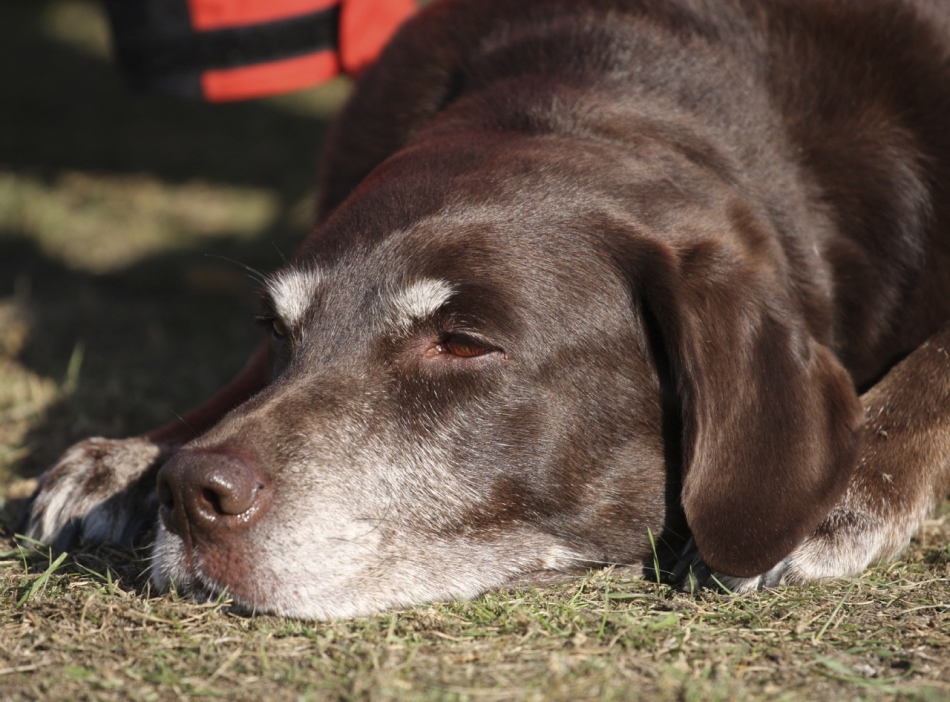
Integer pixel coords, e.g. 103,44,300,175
23,437,169,550
673,506,923,593
709,559,791,593
672,537,792,593
772,507,923,584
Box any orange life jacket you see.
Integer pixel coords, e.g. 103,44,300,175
104,0,418,101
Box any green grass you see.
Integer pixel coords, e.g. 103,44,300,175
1,1,949,699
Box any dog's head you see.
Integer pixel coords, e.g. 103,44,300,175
151,130,861,619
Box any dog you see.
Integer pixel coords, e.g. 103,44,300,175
22,0,950,619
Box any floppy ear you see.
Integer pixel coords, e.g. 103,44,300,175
624,237,863,577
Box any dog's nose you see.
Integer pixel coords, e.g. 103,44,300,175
156,449,268,539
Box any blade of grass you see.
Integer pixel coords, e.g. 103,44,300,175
17,550,68,606
647,528,661,584
813,581,857,643
63,341,84,393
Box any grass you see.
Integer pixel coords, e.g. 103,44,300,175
1,535,949,700
1,1,949,699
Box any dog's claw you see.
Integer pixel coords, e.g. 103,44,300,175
20,437,172,550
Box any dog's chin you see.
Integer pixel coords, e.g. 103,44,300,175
149,525,212,602
149,523,337,618
149,523,277,616
148,519,602,620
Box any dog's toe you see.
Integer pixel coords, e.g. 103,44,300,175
20,437,171,550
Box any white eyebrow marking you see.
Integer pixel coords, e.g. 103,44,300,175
265,267,323,327
391,279,454,329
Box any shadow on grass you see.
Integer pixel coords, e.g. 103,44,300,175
2,230,280,477
0,0,338,192
0,0,344,481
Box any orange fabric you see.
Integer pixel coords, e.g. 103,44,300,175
339,0,416,74
187,0,338,31
201,50,340,101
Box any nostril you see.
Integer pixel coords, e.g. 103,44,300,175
199,470,264,516
201,487,222,514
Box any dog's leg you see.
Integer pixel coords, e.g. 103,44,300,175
775,324,950,584
678,323,950,591
21,341,270,550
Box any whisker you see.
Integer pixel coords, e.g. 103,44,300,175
167,412,197,436
203,254,268,286
271,240,288,265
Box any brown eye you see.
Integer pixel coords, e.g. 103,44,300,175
422,334,501,361
443,336,490,358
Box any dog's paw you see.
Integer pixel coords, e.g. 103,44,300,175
771,507,919,584
21,437,172,551
708,560,792,593
671,536,794,593
671,507,911,593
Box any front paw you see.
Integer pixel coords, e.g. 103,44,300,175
671,507,904,593
21,437,173,551
671,536,791,593
772,507,915,584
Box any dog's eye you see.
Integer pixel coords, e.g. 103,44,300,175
427,334,495,359
270,319,289,341
256,315,289,342
444,336,489,357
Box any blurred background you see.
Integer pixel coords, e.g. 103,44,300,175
0,0,351,510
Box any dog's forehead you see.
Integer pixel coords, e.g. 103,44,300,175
264,206,616,337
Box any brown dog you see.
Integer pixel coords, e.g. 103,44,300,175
23,0,950,618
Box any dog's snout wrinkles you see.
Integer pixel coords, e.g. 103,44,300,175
156,450,268,539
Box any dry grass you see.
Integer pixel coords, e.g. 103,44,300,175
1,1,949,700
1,522,949,700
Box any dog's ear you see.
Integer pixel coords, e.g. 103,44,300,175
621,236,863,577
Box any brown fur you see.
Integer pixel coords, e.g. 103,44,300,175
23,0,950,618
